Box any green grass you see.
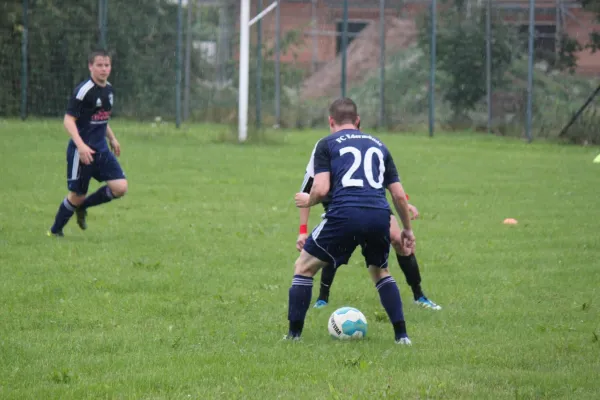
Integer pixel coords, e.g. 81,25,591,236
1,119,599,399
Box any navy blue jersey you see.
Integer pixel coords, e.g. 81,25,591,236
66,78,114,152
312,129,399,211
300,141,332,211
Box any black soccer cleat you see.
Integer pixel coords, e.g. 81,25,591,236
75,208,88,230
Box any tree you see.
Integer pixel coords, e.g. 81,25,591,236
580,0,600,52
417,4,516,118
0,0,188,118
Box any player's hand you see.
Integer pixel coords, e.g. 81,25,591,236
294,193,310,208
401,228,415,243
398,240,415,256
109,138,121,157
400,229,416,255
296,233,309,252
408,204,419,220
77,143,96,165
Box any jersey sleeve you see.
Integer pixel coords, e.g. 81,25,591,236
383,151,400,186
299,142,318,193
66,87,86,118
313,139,331,174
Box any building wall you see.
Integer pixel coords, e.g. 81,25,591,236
243,1,600,75
564,8,600,75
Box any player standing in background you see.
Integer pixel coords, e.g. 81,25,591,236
48,50,128,237
285,98,415,344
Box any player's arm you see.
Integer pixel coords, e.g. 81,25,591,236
299,173,314,225
307,172,330,207
63,115,85,149
296,207,311,251
298,143,317,225
388,182,412,232
308,139,331,206
296,171,313,251
383,153,413,237
106,124,117,141
106,124,121,156
295,140,331,208
64,96,95,165
407,203,419,220
295,139,330,208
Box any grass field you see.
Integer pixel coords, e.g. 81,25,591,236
1,119,599,399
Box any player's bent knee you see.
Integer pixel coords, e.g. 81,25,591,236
108,179,128,198
294,259,314,277
67,192,86,206
368,265,391,283
294,250,327,277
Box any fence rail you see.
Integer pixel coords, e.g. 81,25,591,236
0,0,598,143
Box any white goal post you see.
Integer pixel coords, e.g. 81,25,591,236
238,0,279,142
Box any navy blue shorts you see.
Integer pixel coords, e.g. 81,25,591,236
66,145,126,195
303,207,391,268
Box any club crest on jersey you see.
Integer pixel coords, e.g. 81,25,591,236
96,98,102,107
109,93,113,106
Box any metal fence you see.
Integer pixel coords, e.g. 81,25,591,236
1,0,599,142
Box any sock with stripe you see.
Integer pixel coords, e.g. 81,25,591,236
287,275,313,337
376,276,408,340
50,198,76,234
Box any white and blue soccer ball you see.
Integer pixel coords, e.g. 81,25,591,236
328,307,368,340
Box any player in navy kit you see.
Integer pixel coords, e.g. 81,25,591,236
285,98,415,344
48,50,128,237
297,147,441,311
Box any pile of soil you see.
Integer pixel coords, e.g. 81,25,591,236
300,17,418,100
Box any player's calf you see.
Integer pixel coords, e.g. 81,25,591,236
80,179,127,212
314,264,337,308
287,251,328,338
49,194,84,235
370,266,410,343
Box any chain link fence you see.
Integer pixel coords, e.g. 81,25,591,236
1,0,599,142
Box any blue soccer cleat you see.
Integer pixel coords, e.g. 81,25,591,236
415,296,442,310
313,299,328,309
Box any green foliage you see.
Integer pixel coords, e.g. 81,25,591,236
0,2,22,116
188,27,308,126
107,1,181,118
580,0,600,52
0,0,185,118
417,6,516,117
338,44,600,143
192,5,220,41
555,34,584,72
0,1,307,127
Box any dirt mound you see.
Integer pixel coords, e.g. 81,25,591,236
300,17,418,100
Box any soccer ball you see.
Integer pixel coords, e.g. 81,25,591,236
328,307,368,340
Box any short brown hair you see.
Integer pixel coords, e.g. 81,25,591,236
329,98,358,125
88,49,111,65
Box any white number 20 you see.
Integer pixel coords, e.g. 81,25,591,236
339,146,385,189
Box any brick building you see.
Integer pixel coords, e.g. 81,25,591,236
244,0,600,76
